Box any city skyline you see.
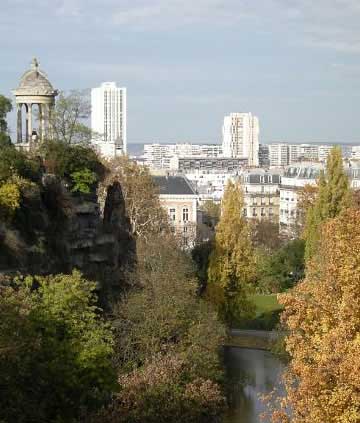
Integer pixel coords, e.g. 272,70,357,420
2,1,360,144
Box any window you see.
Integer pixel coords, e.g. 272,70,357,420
169,208,176,221
252,208,257,217
182,208,189,222
243,208,247,217
269,207,273,215
261,208,265,216
183,226,188,233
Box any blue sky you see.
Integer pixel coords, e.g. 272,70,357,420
2,0,360,144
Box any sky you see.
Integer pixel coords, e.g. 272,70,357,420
2,0,360,144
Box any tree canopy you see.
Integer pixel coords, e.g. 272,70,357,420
0,271,116,423
304,147,351,261
207,180,256,325
277,208,360,423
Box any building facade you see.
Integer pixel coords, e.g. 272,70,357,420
143,143,223,169
91,82,127,158
279,162,323,230
269,143,289,167
222,113,259,166
258,144,270,167
239,169,281,221
152,175,198,248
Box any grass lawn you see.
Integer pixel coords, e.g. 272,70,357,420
250,294,283,316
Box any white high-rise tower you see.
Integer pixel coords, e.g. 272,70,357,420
91,82,127,158
222,112,259,166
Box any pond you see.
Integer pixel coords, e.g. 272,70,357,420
223,347,285,423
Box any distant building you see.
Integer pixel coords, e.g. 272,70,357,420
152,175,198,248
143,143,223,169
258,144,270,167
91,82,127,158
177,157,247,173
279,162,324,231
239,169,281,221
222,113,259,166
269,143,289,167
351,146,360,160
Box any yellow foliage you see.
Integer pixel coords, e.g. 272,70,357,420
207,180,256,324
0,182,21,220
276,208,360,422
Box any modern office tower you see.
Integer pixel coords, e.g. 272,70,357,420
258,144,270,167
222,113,259,166
269,143,289,167
91,82,127,158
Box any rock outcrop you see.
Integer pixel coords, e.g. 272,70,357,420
0,176,136,307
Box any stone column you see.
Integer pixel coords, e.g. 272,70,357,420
16,104,22,143
39,104,45,141
25,104,29,143
27,103,32,143
48,104,53,139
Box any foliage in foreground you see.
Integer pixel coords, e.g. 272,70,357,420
275,209,360,422
0,271,116,423
304,147,351,261
94,235,226,423
207,180,256,325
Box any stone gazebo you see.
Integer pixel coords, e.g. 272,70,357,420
13,58,58,145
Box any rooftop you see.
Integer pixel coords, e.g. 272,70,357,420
14,58,57,97
153,175,197,196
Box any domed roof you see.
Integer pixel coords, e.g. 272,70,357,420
15,58,58,96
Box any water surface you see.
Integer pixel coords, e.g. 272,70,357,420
223,347,285,423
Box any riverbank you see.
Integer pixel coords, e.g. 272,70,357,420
225,329,280,351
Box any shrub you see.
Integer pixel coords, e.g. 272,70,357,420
0,271,117,423
0,182,21,220
71,168,97,194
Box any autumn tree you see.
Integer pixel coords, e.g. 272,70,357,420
207,180,256,325
99,155,169,239
304,147,351,261
98,234,226,423
275,208,360,423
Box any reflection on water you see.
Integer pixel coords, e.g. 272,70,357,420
223,347,285,423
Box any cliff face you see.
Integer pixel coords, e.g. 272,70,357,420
0,176,136,306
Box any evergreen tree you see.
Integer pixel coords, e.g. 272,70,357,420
207,180,256,325
304,147,351,261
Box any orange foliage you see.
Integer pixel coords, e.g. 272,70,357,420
275,208,360,422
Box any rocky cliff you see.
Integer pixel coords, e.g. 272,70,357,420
0,175,136,307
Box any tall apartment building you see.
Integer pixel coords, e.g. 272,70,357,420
222,113,259,166
91,82,127,158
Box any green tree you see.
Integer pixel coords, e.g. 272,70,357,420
207,180,256,325
0,95,12,134
256,239,305,294
304,147,351,261
0,271,116,423
51,91,96,145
